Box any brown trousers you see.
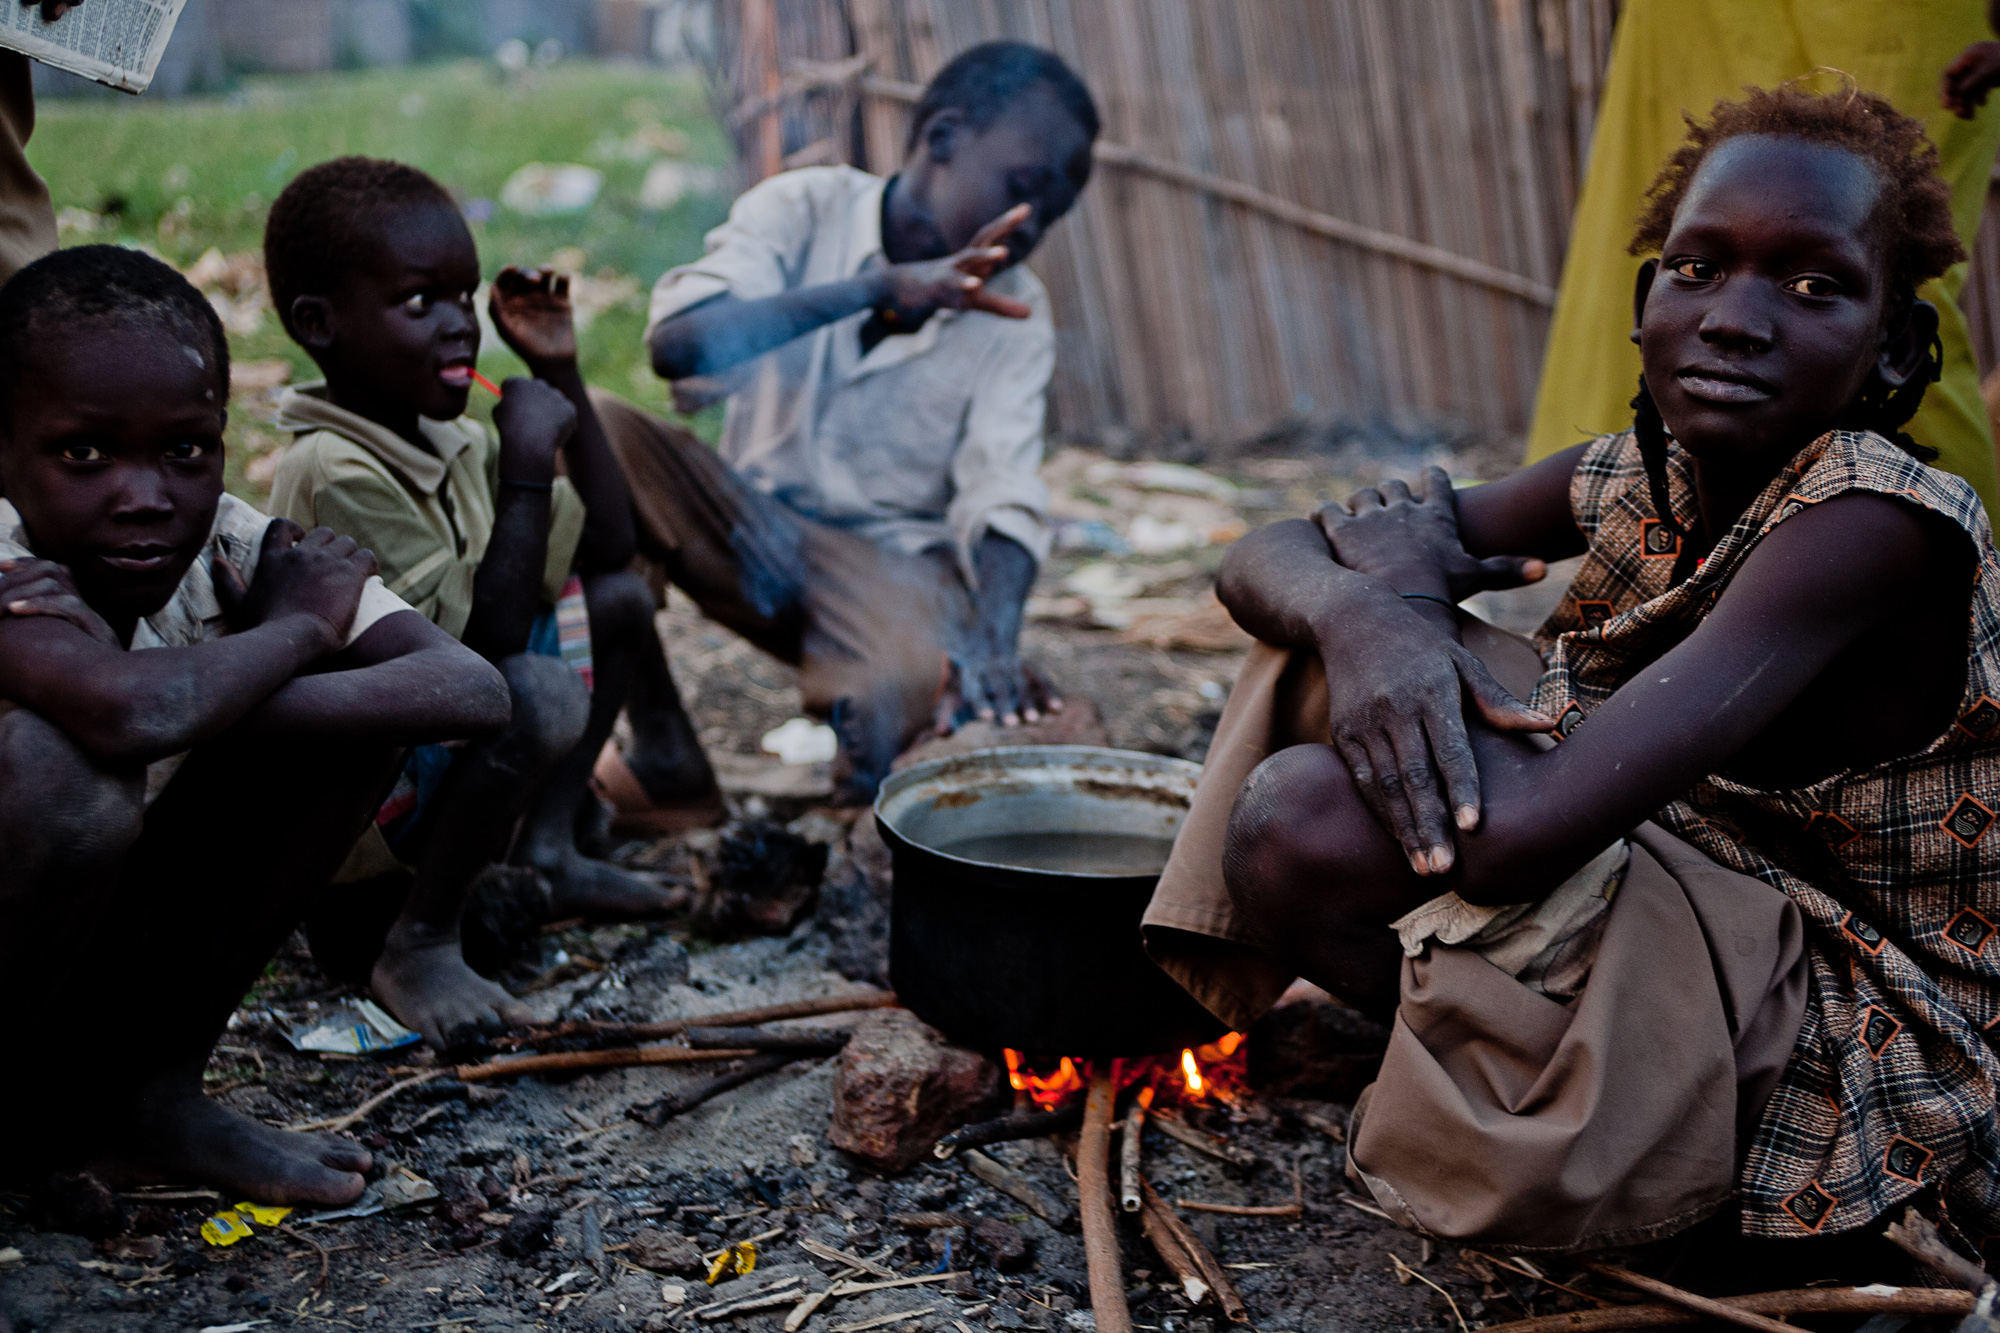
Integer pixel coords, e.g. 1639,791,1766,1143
1143,626,1810,1253
591,392,971,785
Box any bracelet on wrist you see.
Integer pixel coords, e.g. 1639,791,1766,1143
499,477,555,492
1400,592,1457,611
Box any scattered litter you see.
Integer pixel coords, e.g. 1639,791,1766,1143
285,999,420,1055
500,163,603,216
197,1323,272,1333
705,1240,758,1285
546,1270,586,1294
0,1247,22,1266
1054,518,1132,555
1064,563,1146,607
233,1202,293,1227
1084,460,1238,502
639,158,721,211
198,1210,255,1247
293,1183,385,1226
662,1283,688,1305
761,717,839,765
379,1166,440,1211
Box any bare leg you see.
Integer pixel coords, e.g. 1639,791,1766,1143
369,653,582,1049
515,569,690,918
619,607,720,805
0,709,398,1204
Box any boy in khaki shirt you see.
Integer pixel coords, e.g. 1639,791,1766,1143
266,157,682,1049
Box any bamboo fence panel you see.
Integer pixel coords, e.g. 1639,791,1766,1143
707,0,1617,445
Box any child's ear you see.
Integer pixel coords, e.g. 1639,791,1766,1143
1877,297,1941,391
924,108,965,165
289,295,336,354
1629,258,1659,346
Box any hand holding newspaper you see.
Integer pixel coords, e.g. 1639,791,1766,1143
0,0,189,95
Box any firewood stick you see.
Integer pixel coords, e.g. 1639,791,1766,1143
957,1150,1073,1228
1120,1088,1151,1212
1147,1110,1258,1167
1138,1180,1248,1324
1883,1206,1996,1294
1077,1070,1131,1333
934,1104,1084,1159
1579,1263,1797,1333
1136,1198,1209,1306
287,1068,446,1132
454,1045,757,1082
503,992,898,1048
683,1027,851,1054
626,1051,808,1128
1173,1199,1302,1217
1478,1287,1974,1333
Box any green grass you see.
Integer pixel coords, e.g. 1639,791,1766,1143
26,59,734,502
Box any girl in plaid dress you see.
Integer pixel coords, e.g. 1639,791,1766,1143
1146,85,2000,1259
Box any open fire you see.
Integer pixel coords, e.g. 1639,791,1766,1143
1003,1031,1248,1111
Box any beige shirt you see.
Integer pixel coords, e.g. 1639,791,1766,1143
0,490,413,800
268,385,586,642
646,165,1055,577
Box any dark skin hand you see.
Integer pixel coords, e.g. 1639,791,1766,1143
1944,4,2000,117
0,322,508,762
288,203,582,664
936,531,1063,729
487,265,637,573
649,87,1092,379
1223,134,1966,907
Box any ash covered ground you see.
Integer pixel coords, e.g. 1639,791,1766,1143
0,441,1591,1333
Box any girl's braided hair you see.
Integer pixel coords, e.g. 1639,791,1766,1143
1626,83,1965,573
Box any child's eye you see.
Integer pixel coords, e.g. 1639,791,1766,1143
1782,274,1841,298
59,444,105,462
164,441,207,461
402,293,434,315
1667,258,1719,282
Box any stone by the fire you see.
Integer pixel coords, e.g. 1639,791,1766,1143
1246,998,1390,1102
625,1226,705,1274
828,1009,1005,1172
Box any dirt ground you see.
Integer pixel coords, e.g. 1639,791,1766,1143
1,439,1620,1333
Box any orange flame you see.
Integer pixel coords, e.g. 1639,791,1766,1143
1001,1032,1248,1110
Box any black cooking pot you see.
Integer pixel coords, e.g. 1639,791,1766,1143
875,746,1228,1058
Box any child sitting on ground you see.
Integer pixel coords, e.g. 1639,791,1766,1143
264,157,678,1049
1148,85,2000,1261
0,246,507,1204
589,40,1098,811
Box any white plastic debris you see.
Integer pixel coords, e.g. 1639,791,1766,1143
638,159,720,212
1083,459,1237,502
761,717,839,765
500,163,603,216
285,998,419,1055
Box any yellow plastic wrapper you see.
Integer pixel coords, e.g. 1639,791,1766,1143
704,1241,757,1285
233,1202,293,1227
199,1211,255,1247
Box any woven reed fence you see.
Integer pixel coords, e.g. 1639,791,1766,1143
698,0,1619,447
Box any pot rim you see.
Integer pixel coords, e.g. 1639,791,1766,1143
874,744,1201,879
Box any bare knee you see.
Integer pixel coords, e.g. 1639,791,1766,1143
1223,744,1378,932
0,708,145,878
499,653,589,767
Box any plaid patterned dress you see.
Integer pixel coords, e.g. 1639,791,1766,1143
1527,429,2000,1242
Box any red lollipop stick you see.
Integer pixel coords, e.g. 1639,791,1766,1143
471,369,502,395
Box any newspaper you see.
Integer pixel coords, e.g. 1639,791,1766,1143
0,0,188,95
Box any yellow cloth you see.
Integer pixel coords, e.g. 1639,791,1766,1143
1526,0,2000,514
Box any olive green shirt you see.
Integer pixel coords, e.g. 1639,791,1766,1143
268,384,586,641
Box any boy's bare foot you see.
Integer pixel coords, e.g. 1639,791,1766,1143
88,1091,370,1207
538,848,690,920
371,927,532,1049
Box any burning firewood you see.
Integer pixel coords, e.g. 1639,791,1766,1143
1076,1069,1133,1333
